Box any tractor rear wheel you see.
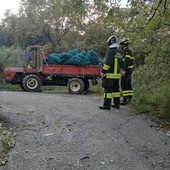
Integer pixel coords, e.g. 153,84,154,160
22,74,41,92
67,78,85,94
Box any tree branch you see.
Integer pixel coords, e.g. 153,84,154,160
145,0,163,27
156,0,167,29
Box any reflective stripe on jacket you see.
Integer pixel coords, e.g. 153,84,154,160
121,48,134,71
102,48,121,79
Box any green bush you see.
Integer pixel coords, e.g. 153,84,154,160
0,46,25,84
133,64,170,127
0,46,25,67
133,37,170,127
133,91,151,113
150,85,170,121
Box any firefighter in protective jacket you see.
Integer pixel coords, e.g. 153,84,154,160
99,35,121,110
120,38,134,105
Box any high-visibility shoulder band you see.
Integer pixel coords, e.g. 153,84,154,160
103,64,110,70
104,93,112,99
128,66,133,68
112,92,120,98
106,73,120,79
131,57,134,60
125,55,131,58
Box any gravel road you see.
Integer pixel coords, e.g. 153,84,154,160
0,91,170,170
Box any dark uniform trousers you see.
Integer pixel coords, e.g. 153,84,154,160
103,78,120,106
121,69,133,100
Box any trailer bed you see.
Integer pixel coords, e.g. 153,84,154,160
42,65,102,77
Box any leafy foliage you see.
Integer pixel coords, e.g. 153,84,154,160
0,47,25,83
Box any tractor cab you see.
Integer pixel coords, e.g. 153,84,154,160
3,45,44,85
25,45,44,72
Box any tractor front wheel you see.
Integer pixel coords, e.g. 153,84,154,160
22,74,41,92
20,82,27,91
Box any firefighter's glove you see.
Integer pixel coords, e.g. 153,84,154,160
122,71,126,77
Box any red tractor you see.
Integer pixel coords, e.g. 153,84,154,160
3,45,102,94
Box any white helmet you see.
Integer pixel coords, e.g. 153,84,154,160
107,35,117,46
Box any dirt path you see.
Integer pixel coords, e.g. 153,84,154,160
0,91,170,170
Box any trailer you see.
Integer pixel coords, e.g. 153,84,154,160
3,45,102,94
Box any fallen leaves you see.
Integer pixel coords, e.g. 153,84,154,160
0,124,15,166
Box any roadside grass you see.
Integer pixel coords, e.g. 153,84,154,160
132,85,170,130
0,84,21,91
89,80,103,95
42,86,68,93
0,126,15,166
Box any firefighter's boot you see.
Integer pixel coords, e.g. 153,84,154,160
127,97,132,104
111,104,120,109
99,98,111,110
111,97,120,109
120,97,128,105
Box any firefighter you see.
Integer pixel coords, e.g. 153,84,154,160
120,38,134,105
99,35,121,110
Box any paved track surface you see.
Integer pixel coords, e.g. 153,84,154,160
0,91,170,170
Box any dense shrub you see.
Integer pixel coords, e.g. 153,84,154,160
133,42,170,126
0,46,25,84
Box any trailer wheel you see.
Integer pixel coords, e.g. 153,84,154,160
22,74,41,92
67,78,85,94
